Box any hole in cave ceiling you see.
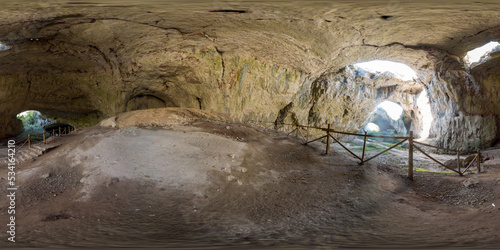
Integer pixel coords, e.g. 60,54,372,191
353,60,417,81
377,101,403,121
465,41,500,67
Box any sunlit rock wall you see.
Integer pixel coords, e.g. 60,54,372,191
426,54,498,151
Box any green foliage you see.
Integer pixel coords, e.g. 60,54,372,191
17,111,40,133
367,128,401,144
364,144,386,151
414,168,455,174
16,111,54,138
381,142,407,151
351,144,391,154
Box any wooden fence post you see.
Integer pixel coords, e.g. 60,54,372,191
59,127,61,136
43,130,46,144
361,131,367,165
477,149,481,173
326,124,331,155
408,131,414,181
52,129,55,137
28,134,31,148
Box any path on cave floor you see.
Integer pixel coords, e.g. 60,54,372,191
0,117,499,248
206,122,500,247
246,123,500,247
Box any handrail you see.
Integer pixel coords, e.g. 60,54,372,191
321,128,409,139
413,140,476,154
17,138,29,152
13,125,75,152
248,119,482,180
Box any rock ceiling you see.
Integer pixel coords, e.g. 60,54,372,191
0,0,499,150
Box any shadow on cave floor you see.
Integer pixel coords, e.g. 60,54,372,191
0,109,499,249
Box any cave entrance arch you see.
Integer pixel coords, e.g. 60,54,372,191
362,92,434,142
465,41,500,67
16,110,55,138
353,59,433,141
16,110,76,139
363,101,407,142
353,60,417,81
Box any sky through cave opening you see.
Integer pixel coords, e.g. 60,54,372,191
364,101,406,139
354,60,417,81
465,41,500,66
355,60,433,140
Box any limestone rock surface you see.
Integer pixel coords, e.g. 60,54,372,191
0,1,498,150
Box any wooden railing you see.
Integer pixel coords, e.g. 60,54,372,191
248,120,481,180
15,126,76,152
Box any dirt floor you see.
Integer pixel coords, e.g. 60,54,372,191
1,108,500,249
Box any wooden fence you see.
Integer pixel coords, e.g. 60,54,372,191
15,126,76,152
249,120,481,181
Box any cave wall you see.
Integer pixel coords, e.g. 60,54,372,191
422,54,498,151
471,57,500,146
0,1,499,151
0,30,493,150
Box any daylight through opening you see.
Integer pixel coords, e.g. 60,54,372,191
0,41,9,51
353,60,417,81
465,41,500,66
416,90,433,141
16,110,55,138
363,101,406,140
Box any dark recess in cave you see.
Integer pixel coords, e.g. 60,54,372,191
196,97,202,109
343,109,349,118
275,102,296,127
209,10,247,13
126,94,167,112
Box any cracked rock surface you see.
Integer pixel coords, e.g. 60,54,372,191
0,0,499,149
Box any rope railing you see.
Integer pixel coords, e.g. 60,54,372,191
14,126,76,152
16,138,29,152
248,120,482,180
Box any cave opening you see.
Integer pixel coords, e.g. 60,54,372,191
16,110,55,139
416,89,433,141
0,41,8,51
465,41,500,67
354,60,433,141
353,60,417,81
363,101,406,141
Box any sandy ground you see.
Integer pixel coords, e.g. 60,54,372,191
0,108,500,248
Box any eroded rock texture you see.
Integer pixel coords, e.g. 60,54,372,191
0,1,499,150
